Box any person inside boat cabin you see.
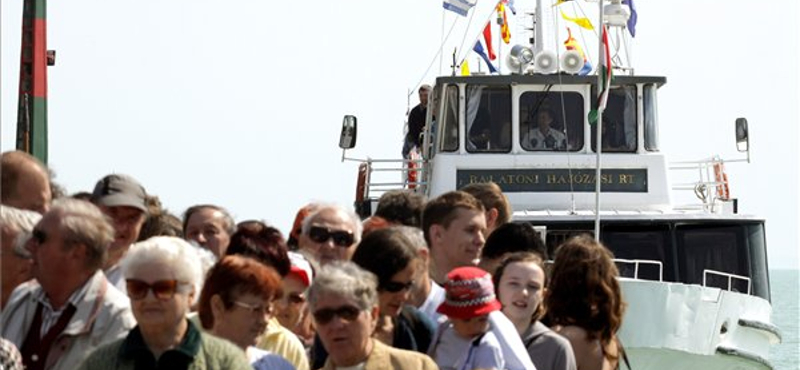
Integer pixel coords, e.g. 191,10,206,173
522,108,567,151
0,151,53,214
403,84,432,158
422,191,487,285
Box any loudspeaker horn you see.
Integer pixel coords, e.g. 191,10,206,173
533,50,558,74
560,50,584,74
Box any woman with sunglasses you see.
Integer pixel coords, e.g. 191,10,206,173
310,228,435,368
78,237,251,369
546,236,628,370
197,255,295,370
308,261,437,370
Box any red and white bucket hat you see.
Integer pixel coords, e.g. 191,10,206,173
437,266,502,320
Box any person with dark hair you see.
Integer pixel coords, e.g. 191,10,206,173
226,220,291,277
137,195,182,241
422,191,486,285
546,235,627,370
226,221,309,370
198,255,294,370
183,204,235,257
403,84,432,158
494,252,576,370
0,151,52,214
522,108,567,151
460,182,511,236
478,223,546,275
374,190,427,228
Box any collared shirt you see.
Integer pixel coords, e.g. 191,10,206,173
104,262,127,294
523,128,567,150
418,281,446,324
33,278,92,338
119,320,202,370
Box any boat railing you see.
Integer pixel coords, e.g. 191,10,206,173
356,157,426,204
669,155,735,213
613,258,663,281
703,269,751,295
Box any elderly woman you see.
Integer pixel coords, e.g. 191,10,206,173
311,228,435,368
198,255,294,370
546,235,628,370
308,261,438,370
78,236,251,370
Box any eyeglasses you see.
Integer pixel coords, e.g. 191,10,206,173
312,305,362,325
381,280,415,293
31,229,47,245
126,279,186,300
233,301,273,316
308,226,355,247
286,292,306,305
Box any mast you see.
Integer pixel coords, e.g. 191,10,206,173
593,0,605,240
16,0,52,164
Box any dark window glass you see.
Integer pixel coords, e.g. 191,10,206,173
440,85,459,152
465,85,511,153
591,86,637,152
644,84,659,151
676,225,750,294
602,226,672,282
519,91,584,151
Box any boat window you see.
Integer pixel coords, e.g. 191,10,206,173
439,85,459,152
601,226,673,282
676,224,750,294
466,85,511,153
643,84,659,151
744,223,770,300
591,85,637,152
519,91,584,152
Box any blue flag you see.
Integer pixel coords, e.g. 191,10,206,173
473,41,498,73
623,0,637,37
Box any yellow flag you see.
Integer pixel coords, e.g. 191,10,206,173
560,9,594,30
461,60,470,76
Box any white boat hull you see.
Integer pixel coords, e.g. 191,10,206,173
618,280,781,370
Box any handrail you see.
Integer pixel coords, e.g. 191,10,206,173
613,258,663,281
668,155,731,213
357,157,427,202
703,269,751,295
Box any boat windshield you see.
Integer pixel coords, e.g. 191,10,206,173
466,85,511,153
519,91,585,152
591,85,637,152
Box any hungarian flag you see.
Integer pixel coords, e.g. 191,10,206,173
589,25,612,124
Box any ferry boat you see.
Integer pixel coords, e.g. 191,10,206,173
337,1,782,369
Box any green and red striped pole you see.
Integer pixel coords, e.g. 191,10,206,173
16,0,49,164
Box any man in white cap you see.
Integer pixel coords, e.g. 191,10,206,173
90,174,148,292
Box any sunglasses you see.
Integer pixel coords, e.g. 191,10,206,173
286,292,306,305
31,229,47,245
308,226,355,247
126,279,186,300
381,280,415,293
312,305,362,325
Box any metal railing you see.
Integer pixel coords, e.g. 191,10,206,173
703,269,751,295
613,258,664,281
669,155,731,213
357,158,426,202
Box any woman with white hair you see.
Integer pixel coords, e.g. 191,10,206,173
308,261,438,370
78,236,251,369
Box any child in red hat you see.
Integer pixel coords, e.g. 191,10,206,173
428,266,505,370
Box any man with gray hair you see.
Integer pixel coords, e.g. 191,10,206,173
1,198,135,370
0,205,40,309
299,204,362,265
182,204,235,257
396,226,445,324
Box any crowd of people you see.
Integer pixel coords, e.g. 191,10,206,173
0,150,628,370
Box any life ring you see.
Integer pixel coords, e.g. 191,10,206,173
407,160,417,190
355,163,368,204
713,162,730,200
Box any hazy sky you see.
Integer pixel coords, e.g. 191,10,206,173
2,0,798,269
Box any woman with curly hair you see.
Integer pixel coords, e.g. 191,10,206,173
545,235,627,370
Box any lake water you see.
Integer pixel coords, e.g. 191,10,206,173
769,269,799,370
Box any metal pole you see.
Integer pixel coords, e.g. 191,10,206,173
594,0,605,240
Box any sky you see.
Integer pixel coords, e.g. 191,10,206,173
2,0,798,269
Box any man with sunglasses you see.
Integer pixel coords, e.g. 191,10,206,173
1,198,136,370
299,204,362,265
